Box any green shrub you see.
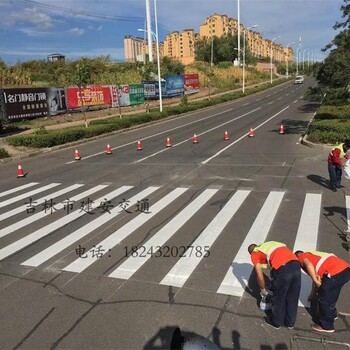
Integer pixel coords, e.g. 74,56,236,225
314,105,350,120
323,88,349,106
0,148,10,159
308,119,350,144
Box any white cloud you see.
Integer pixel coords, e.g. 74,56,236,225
68,27,85,36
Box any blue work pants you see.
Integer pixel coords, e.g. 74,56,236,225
328,163,342,190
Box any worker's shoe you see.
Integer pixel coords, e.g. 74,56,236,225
264,317,280,330
287,326,294,330
312,324,334,333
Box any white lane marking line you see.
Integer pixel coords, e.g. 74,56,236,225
0,185,108,239
160,190,251,288
22,187,157,267
217,191,285,297
267,102,273,105
108,189,218,280
266,95,271,97
65,108,234,164
277,97,282,100
0,183,60,208
293,100,298,103
0,184,84,222
242,103,249,106
0,183,39,198
201,106,290,165
256,98,261,102
286,93,289,96
293,193,321,307
134,107,261,163
63,187,188,273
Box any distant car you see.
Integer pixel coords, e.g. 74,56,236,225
294,76,304,84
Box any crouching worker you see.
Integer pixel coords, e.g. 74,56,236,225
248,241,301,330
295,250,350,333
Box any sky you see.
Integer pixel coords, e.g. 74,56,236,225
0,0,345,65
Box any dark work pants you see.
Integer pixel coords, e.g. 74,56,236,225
318,268,350,330
270,261,301,327
328,163,342,190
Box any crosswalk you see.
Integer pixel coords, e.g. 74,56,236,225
0,181,347,306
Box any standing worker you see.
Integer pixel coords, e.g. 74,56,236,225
295,250,350,333
248,241,301,329
327,140,350,192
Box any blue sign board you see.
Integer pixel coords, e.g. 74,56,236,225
165,75,184,97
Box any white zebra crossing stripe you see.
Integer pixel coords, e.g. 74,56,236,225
0,182,39,198
0,185,131,262
0,184,84,222
293,193,321,307
22,187,158,267
217,191,285,297
0,185,109,239
0,183,60,208
63,187,188,273
108,188,218,280
160,190,251,288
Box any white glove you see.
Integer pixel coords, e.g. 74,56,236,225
260,288,273,297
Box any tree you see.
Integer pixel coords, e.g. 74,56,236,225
75,58,91,127
317,0,350,88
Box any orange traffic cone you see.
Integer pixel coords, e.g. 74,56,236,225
166,137,172,147
279,123,285,135
224,130,229,140
248,128,255,137
137,140,142,151
74,147,81,160
17,163,25,178
193,133,198,144
106,144,112,154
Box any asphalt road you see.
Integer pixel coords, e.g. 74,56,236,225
0,78,349,350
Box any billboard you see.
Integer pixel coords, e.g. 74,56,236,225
184,74,200,95
118,85,130,107
142,81,166,99
166,75,184,97
66,86,111,109
2,87,48,120
47,87,67,116
129,84,145,106
109,85,119,108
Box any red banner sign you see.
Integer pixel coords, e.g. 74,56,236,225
66,86,111,109
184,74,200,95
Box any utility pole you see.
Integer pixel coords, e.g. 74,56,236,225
145,0,153,62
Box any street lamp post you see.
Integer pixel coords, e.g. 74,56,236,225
242,25,258,93
138,27,162,112
237,0,241,65
302,48,309,72
270,36,281,84
286,42,294,78
296,45,303,76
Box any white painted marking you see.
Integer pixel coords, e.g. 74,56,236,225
0,183,60,208
202,106,289,165
277,97,282,100
266,95,271,98
160,190,251,288
65,108,234,164
293,100,298,103
217,191,285,297
286,93,289,96
0,185,108,239
0,184,84,222
63,187,188,273
135,107,261,163
109,189,218,280
22,186,157,266
256,98,261,102
293,193,321,307
267,102,273,105
242,103,249,106
0,183,39,198
0,185,125,260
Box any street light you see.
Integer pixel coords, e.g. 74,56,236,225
302,48,309,72
296,45,303,76
270,35,281,84
286,42,294,78
237,0,241,65
138,7,162,112
241,24,258,93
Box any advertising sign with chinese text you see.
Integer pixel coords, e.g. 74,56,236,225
118,85,130,107
166,75,184,97
142,81,166,99
109,85,119,108
3,88,49,120
65,86,111,109
129,84,145,105
184,74,200,95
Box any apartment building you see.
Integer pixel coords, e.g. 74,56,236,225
124,35,164,63
163,29,197,65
